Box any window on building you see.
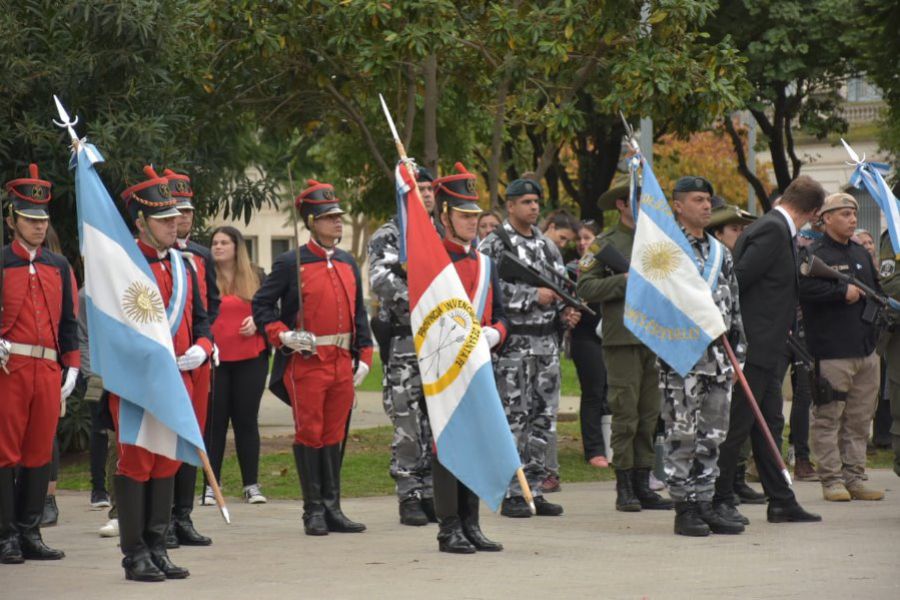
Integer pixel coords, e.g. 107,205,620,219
271,237,294,259
244,236,258,264
846,78,883,103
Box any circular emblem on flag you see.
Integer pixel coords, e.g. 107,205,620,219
639,241,681,281
414,298,482,396
122,281,166,325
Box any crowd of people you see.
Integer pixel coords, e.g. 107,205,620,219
1,157,898,581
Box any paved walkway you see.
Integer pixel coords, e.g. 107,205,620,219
5,470,898,599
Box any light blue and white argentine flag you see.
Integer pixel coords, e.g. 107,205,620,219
623,155,726,376
73,142,204,466
848,156,900,254
399,163,520,511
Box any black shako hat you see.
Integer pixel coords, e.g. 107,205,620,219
164,168,194,210
121,166,181,221
673,175,714,197
434,162,481,213
505,177,543,200
296,179,345,226
5,164,52,219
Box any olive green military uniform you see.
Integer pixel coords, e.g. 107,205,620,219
576,221,659,471
877,236,900,477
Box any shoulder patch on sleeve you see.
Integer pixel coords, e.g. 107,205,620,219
880,259,895,278
578,253,597,271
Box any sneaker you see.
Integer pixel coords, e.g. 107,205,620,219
90,490,111,509
243,484,267,504
648,472,666,492
846,481,885,501
98,518,119,538
588,456,609,468
822,482,851,502
541,475,561,493
199,485,216,506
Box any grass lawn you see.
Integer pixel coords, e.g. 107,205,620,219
359,352,583,397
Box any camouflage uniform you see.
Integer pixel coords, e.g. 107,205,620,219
659,230,747,502
877,236,900,477
368,217,434,503
479,221,566,498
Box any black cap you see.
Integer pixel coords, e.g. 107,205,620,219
163,168,194,210
674,176,714,196
296,179,345,226
506,178,543,200
5,164,52,219
415,166,434,183
121,166,181,221
435,162,481,213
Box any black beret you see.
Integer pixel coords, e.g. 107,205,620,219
506,178,543,199
674,176,714,196
415,166,434,183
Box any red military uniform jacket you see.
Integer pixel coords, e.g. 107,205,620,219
443,238,509,339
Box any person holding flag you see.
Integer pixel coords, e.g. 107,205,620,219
163,168,218,547
252,179,373,537
0,165,79,564
108,166,213,581
429,163,508,553
656,176,748,536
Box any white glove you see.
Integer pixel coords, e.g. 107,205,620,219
61,367,79,399
483,326,501,348
279,330,316,355
0,337,10,371
212,344,221,367
176,345,208,371
353,362,370,387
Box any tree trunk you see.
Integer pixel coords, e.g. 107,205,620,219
488,77,510,207
422,54,439,174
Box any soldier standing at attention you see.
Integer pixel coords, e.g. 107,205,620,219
576,185,672,513
113,166,213,581
430,162,508,553
660,177,748,536
164,168,220,547
877,228,900,479
479,178,576,518
253,179,373,536
368,166,441,526
1,165,79,564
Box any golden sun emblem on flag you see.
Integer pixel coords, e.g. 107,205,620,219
122,281,165,325
640,242,681,281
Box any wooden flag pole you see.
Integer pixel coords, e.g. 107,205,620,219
720,336,793,487
516,468,536,514
198,450,230,524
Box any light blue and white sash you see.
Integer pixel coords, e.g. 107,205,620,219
165,248,188,336
472,251,491,321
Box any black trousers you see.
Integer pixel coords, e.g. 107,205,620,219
206,351,269,487
715,360,796,506
873,360,892,444
788,363,812,461
571,336,609,460
88,400,109,492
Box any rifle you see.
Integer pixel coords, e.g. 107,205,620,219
800,254,900,323
493,226,596,316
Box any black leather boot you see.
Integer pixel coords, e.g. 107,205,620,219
0,468,23,564
615,469,641,512
115,475,164,582
40,495,58,527
420,496,438,523
459,485,502,551
632,468,673,510
321,444,365,533
674,501,710,537
399,497,429,526
172,465,211,546
437,516,476,554
293,445,327,535
733,465,766,505
698,501,744,534
15,465,64,560
145,477,189,579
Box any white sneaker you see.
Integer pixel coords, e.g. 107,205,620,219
199,485,216,506
649,472,666,492
243,484,267,504
98,518,119,538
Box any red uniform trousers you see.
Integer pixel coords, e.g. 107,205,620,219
284,352,354,448
108,371,192,481
190,361,211,433
0,356,61,467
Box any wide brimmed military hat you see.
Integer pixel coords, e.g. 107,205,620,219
598,184,631,211
818,192,858,216
5,164,52,219
121,166,181,221
505,177,543,200
674,175,714,196
296,179,345,225
435,162,481,213
163,168,194,210
706,204,756,230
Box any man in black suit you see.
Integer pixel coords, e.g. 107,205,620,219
714,176,826,524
